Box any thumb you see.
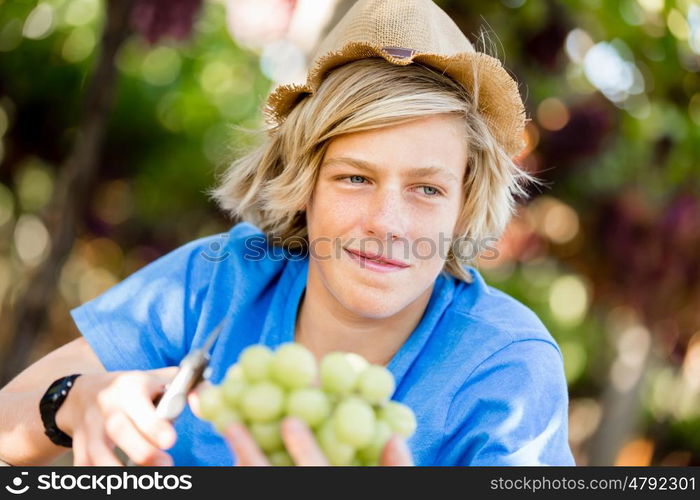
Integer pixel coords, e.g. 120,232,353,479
380,435,414,466
187,381,213,419
140,366,179,401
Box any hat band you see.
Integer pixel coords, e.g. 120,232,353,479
382,47,417,59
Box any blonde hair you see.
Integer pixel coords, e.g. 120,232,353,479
211,58,534,282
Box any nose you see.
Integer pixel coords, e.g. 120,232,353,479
362,185,408,242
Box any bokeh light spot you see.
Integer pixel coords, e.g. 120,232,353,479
23,3,55,40
549,274,589,326
565,28,594,64
63,0,100,27
78,267,118,303
141,46,181,86
529,196,580,244
537,97,570,131
0,19,23,52
14,159,54,212
668,8,690,40
61,26,96,63
14,214,50,267
636,0,664,14
93,180,134,226
199,60,235,95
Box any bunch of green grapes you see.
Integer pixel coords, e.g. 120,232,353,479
197,343,416,466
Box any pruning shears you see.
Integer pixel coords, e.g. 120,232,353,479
124,321,224,466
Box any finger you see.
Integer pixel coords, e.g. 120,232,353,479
149,366,178,384
121,380,177,450
380,435,413,466
84,417,123,466
187,391,201,420
223,423,269,466
72,429,90,466
187,381,212,420
86,439,123,466
280,417,328,466
105,411,173,466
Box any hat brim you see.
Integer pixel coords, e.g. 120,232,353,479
264,42,527,158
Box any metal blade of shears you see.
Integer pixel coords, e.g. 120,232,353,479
154,321,225,421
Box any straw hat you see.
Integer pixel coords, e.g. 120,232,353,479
264,0,527,158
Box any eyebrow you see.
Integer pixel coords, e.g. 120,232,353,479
322,157,460,183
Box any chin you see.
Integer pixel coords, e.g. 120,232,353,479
335,286,409,319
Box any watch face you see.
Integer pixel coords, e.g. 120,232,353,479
46,381,68,402
41,375,78,411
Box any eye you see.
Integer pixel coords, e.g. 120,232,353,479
418,185,442,197
339,175,368,184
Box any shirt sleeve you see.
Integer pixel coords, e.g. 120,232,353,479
69,237,217,372
437,339,575,466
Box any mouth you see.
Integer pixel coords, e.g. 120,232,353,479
343,248,410,271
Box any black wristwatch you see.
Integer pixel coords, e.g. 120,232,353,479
39,374,82,448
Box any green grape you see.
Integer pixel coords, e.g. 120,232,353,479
224,363,246,383
357,420,392,464
240,345,274,382
344,352,369,374
319,352,359,395
317,421,355,466
221,373,247,408
212,407,242,433
357,365,395,404
240,382,285,422
268,450,294,466
333,398,376,448
286,387,331,428
206,344,417,468
271,343,317,389
198,386,226,421
250,421,283,453
379,401,416,438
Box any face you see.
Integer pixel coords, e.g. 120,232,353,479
304,114,468,319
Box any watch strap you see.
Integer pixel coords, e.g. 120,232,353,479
39,374,82,448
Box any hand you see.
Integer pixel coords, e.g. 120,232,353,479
56,367,178,466
189,383,413,466
224,417,413,466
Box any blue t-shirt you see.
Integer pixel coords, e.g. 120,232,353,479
70,222,575,466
